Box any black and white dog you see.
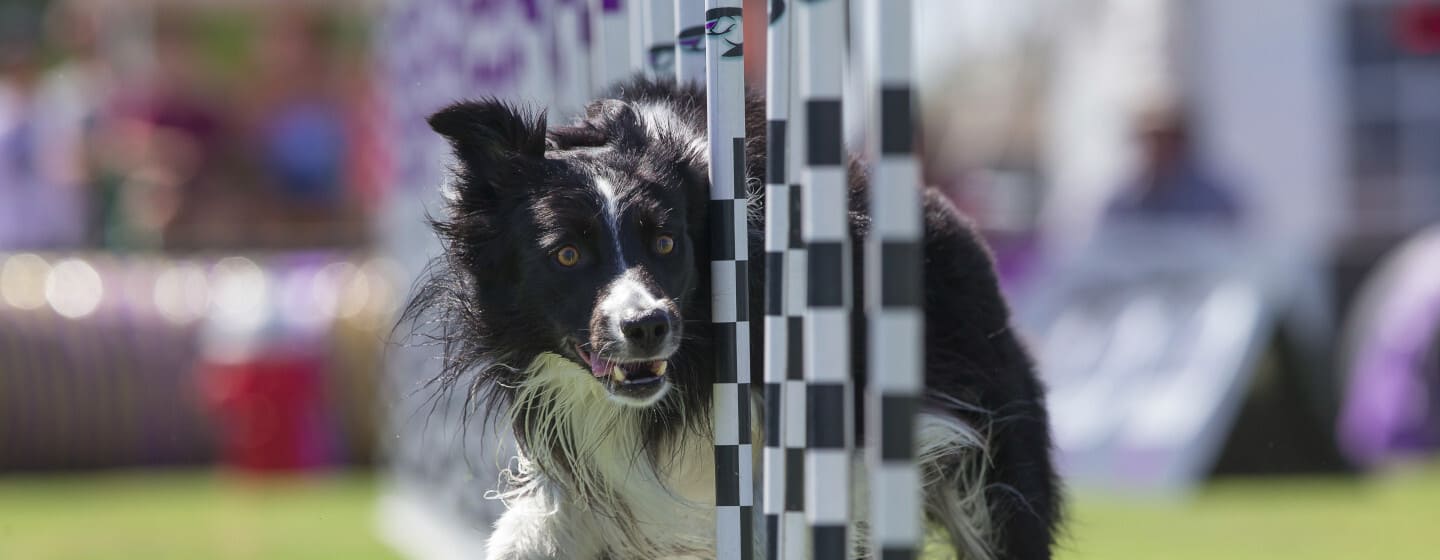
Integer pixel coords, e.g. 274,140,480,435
409,78,1060,559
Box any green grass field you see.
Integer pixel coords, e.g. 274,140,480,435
0,466,1435,559
0,471,399,560
1058,465,1438,560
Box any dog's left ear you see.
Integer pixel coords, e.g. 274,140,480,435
428,99,547,202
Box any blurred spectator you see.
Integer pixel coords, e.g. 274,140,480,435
40,0,142,249
0,1,88,250
1104,102,1242,225
107,11,223,250
257,8,347,207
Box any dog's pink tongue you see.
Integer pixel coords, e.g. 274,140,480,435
578,344,612,378
589,356,614,378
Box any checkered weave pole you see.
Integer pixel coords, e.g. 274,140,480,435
796,0,852,558
703,2,751,559
675,0,706,84
781,37,809,560
763,1,794,559
781,4,808,556
642,0,676,79
863,0,925,557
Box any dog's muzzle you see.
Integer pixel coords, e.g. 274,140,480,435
575,343,672,403
582,270,681,403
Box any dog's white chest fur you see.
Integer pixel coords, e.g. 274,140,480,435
485,354,717,560
484,356,993,560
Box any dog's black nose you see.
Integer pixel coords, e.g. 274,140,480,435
621,310,672,353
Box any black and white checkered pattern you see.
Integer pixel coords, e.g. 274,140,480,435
782,7,808,557
796,0,852,558
763,1,794,558
675,0,707,84
863,0,925,557
704,2,751,558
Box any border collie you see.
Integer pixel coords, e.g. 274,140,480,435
408,77,1060,559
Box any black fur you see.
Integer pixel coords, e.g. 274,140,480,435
407,76,1061,558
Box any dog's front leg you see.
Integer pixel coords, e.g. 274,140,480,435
485,490,605,560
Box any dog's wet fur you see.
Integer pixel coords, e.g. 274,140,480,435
407,77,1060,559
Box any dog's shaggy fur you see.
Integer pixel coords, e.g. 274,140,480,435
406,77,1060,559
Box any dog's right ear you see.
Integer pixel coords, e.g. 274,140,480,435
428,99,547,201
547,99,648,151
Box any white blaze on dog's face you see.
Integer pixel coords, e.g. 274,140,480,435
578,174,686,405
424,96,710,408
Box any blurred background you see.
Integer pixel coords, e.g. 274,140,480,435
0,0,1436,559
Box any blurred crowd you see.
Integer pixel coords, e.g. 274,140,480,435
0,0,394,473
0,0,1434,486
0,0,386,253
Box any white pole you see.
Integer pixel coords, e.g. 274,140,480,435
591,0,635,92
797,0,852,558
642,0,677,79
704,1,751,559
864,0,925,557
675,0,707,84
550,0,594,115
763,1,795,558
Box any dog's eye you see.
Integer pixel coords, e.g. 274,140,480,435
654,235,676,256
555,246,581,267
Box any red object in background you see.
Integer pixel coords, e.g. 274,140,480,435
200,356,329,472
1397,3,1440,55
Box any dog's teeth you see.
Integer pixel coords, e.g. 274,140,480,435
654,362,667,376
612,366,626,382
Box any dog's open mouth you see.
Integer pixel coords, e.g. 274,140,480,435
575,345,670,402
